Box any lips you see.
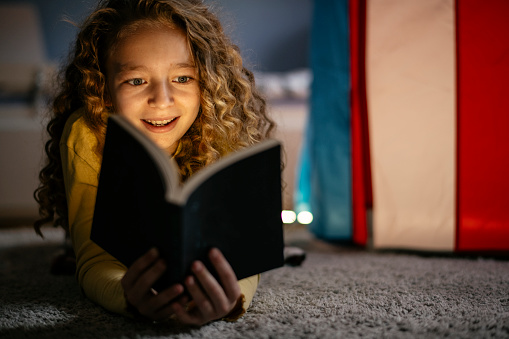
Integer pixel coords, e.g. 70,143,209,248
142,118,176,127
140,116,180,133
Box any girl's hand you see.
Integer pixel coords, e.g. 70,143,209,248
170,248,242,326
121,248,187,322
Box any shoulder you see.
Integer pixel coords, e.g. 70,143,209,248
61,109,102,173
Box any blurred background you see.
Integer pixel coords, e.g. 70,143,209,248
1,0,508,254
0,0,312,71
0,0,312,225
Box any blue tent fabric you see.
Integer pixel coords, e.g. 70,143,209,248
295,0,352,240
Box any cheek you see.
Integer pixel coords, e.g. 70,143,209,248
190,91,201,115
111,90,139,115
190,103,200,122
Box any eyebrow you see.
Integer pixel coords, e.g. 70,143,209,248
174,62,196,69
115,62,196,73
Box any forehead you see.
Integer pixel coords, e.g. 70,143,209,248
107,23,194,69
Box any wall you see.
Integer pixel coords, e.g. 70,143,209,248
0,0,312,71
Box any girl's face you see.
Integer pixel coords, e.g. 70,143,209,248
106,24,200,155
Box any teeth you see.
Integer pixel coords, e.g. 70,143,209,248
144,118,176,126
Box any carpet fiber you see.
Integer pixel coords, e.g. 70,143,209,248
1,227,508,338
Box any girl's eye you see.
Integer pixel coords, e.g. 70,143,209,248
174,76,191,84
127,78,145,86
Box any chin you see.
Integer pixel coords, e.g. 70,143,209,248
157,142,177,155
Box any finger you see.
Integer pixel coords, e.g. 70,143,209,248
121,248,159,290
149,283,185,311
123,257,167,310
186,274,215,318
134,279,179,318
208,248,241,300
171,294,189,308
170,299,203,326
191,260,231,315
168,276,209,326
167,294,191,316
147,284,185,321
129,258,167,303
135,283,185,320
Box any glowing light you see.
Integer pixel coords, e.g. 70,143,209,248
297,211,313,225
281,210,297,224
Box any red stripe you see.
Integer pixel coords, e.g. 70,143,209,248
456,0,509,251
350,0,371,246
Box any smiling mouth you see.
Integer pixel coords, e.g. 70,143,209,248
143,118,176,127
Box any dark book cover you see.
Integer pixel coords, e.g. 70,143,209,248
91,115,284,291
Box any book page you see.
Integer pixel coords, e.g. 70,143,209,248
170,139,280,205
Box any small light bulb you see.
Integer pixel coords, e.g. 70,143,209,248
281,210,297,224
297,211,313,224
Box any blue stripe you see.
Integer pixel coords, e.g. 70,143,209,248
296,0,352,240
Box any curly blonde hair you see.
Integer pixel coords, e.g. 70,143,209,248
34,0,275,235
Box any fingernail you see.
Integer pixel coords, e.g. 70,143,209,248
149,248,159,257
192,261,202,272
210,248,219,258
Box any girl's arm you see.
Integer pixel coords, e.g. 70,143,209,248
61,116,132,316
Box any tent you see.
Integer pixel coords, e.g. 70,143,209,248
297,0,509,252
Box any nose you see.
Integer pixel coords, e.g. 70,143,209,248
148,81,174,109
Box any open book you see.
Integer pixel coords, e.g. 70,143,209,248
91,115,284,291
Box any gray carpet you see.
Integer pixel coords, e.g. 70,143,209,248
1,227,508,339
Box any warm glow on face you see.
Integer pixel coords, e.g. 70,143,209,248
106,25,200,155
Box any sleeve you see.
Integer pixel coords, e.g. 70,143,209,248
222,274,260,321
61,142,132,317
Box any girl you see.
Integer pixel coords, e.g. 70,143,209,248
34,0,274,325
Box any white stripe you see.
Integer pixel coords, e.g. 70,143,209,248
366,0,456,251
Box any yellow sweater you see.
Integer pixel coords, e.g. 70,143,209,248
60,110,259,319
